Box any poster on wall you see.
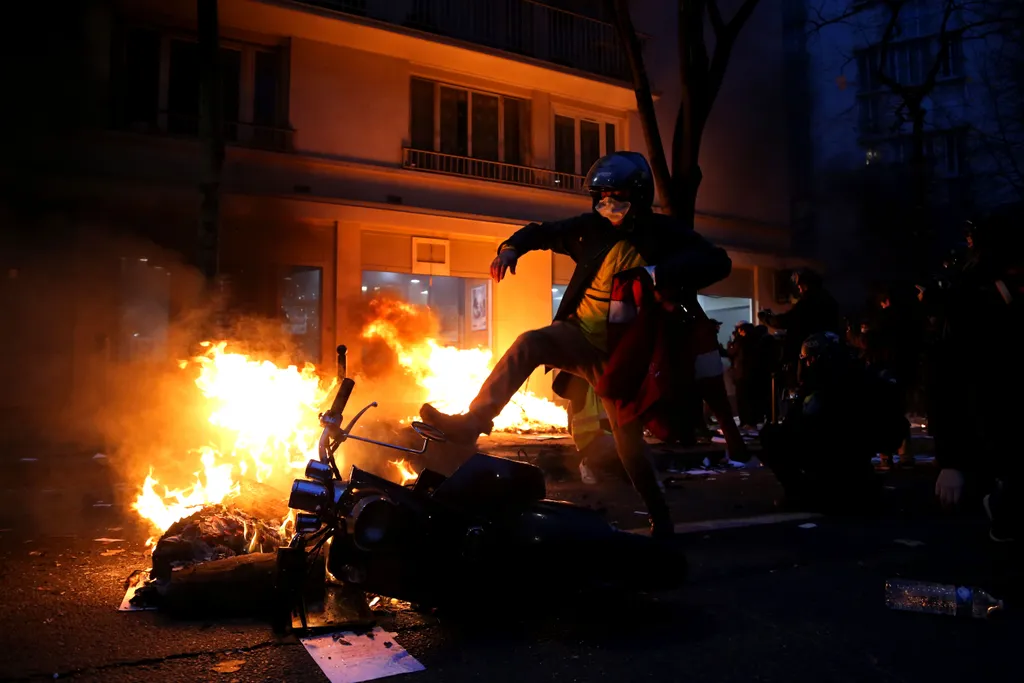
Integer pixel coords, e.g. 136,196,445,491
471,284,487,331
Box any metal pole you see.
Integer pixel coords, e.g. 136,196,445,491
770,371,778,424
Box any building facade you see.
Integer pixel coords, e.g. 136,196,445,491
1,0,799,445
802,0,1023,305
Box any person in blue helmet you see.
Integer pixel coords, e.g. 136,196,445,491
418,151,732,538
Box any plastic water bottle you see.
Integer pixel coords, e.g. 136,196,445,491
885,579,1005,618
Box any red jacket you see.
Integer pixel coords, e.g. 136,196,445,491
595,273,719,441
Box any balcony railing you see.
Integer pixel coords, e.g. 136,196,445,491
303,0,635,82
403,147,586,193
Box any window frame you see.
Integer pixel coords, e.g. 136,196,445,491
550,106,623,176
409,77,530,165
118,25,287,140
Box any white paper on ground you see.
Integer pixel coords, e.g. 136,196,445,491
302,628,424,683
119,571,156,611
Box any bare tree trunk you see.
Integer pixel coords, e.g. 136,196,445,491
909,104,929,240
608,0,675,216
197,0,224,285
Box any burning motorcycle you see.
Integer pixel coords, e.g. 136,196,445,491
275,373,688,634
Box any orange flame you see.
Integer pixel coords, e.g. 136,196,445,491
131,342,336,542
362,299,567,432
389,459,419,485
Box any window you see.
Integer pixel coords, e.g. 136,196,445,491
855,34,964,93
552,285,566,318
280,266,322,364
362,271,491,349
886,129,966,178
115,28,289,149
697,296,753,348
410,78,531,165
553,114,618,175
937,36,965,80
858,97,888,135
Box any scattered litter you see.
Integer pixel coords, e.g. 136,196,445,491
29,550,44,557
94,538,126,544
633,510,647,515
368,596,381,608
19,458,38,462
93,503,113,508
92,453,108,460
798,523,818,529
302,627,424,683
210,660,246,674
893,539,925,547
101,549,125,557
119,569,156,611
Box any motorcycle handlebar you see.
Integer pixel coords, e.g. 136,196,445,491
330,377,356,415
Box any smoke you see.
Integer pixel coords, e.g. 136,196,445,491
1,212,462,535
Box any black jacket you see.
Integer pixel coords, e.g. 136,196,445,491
499,210,732,397
762,288,842,363
500,211,732,324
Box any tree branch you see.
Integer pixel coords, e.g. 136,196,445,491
707,0,725,37
607,0,675,214
706,0,763,114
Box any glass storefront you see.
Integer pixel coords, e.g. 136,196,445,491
362,271,491,350
698,295,753,345
280,266,322,363
552,284,566,318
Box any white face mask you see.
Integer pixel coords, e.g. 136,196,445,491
595,196,631,225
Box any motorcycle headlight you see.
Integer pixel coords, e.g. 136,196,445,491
350,495,397,551
305,459,333,483
289,479,329,514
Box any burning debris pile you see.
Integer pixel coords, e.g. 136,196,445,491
149,504,285,580
361,298,568,433
121,297,567,616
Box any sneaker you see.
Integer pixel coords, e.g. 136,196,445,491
418,403,490,444
579,460,598,485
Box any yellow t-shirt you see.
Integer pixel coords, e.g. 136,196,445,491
574,240,647,351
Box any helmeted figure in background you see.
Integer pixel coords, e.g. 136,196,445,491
759,268,843,381
419,151,732,537
923,214,1024,542
758,332,907,513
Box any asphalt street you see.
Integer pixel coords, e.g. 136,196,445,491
0,444,1019,683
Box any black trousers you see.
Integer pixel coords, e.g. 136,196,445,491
760,421,880,513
